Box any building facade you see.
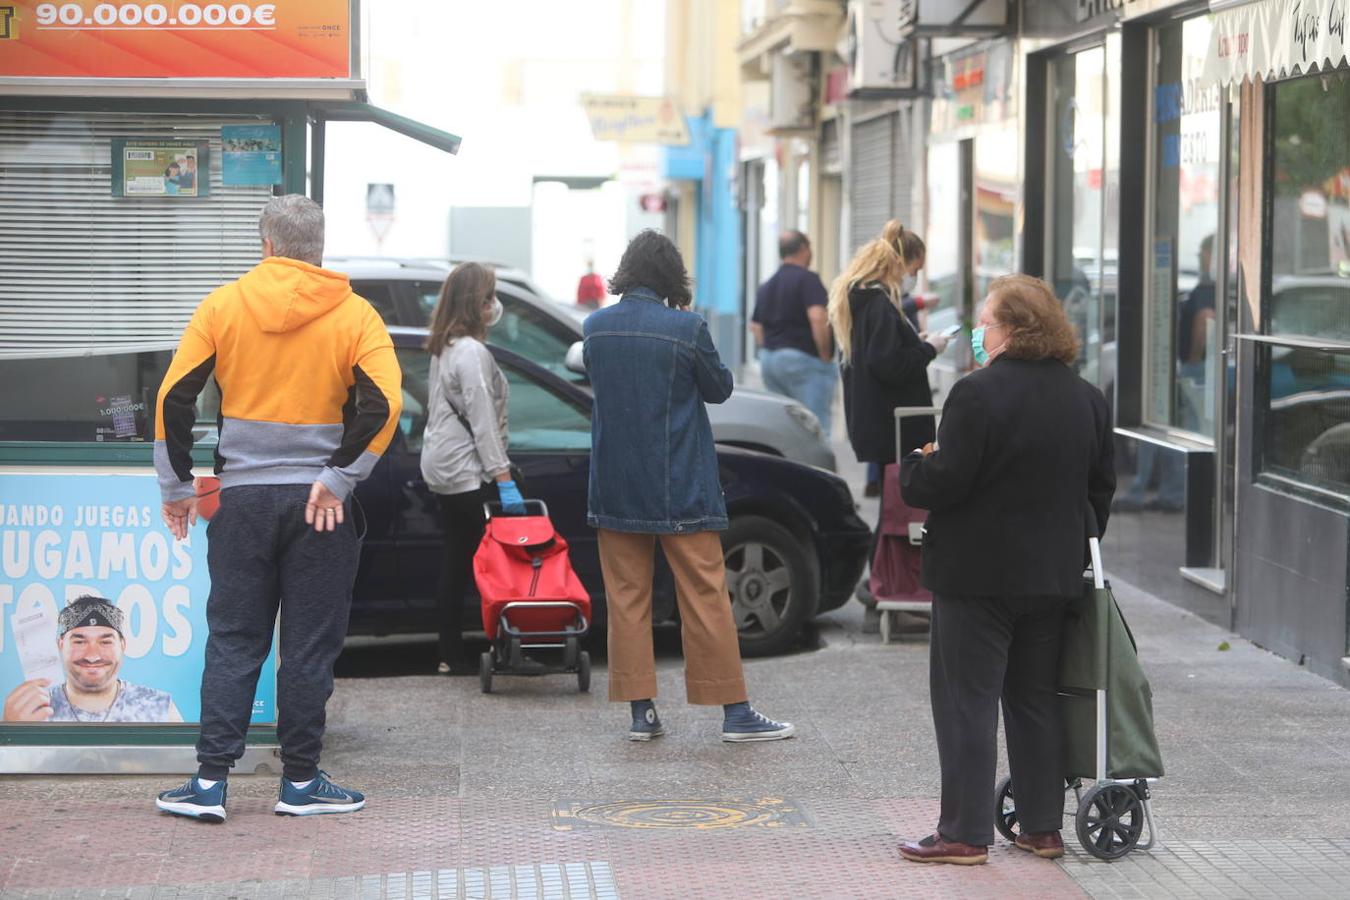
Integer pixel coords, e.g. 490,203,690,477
733,0,1349,684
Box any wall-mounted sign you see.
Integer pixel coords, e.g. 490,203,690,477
0,0,351,79
110,139,209,198
581,95,690,146
222,124,282,186
0,473,277,726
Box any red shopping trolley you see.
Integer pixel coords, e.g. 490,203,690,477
473,500,592,693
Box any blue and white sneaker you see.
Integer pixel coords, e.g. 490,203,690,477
721,703,795,742
274,771,366,816
628,700,665,741
156,776,227,823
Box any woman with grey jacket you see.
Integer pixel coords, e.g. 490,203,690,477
421,262,526,675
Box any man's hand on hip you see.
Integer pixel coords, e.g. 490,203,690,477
306,481,345,532
162,497,198,540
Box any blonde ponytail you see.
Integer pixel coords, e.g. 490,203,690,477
830,219,924,363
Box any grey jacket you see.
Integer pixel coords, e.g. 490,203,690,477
420,336,511,495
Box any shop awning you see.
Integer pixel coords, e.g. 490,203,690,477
1201,0,1349,90
312,101,462,155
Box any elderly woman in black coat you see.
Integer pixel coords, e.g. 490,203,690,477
897,274,1115,866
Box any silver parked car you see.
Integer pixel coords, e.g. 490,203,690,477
326,258,837,470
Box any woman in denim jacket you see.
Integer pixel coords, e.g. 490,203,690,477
583,230,794,743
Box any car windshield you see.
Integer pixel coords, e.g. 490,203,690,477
412,281,584,383
395,345,591,454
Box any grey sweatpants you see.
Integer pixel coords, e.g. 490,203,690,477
196,484,360,782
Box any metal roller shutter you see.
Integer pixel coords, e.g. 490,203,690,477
848,109,918,253
849,113,894,252
0,110,277,360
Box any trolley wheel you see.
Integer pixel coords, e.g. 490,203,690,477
1076,782,1145,861
994,776,1018,842
479,651,493,694
577,651,591,693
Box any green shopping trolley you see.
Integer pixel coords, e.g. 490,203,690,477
994,531,1165,861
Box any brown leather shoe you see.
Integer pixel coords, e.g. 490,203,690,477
899,833,988,865
1014,830,1065,859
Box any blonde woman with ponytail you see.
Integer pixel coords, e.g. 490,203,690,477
831,220,948,469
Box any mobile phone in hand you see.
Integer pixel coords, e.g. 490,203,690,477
939,323,962,338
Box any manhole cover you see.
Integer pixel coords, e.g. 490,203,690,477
552,798,811,831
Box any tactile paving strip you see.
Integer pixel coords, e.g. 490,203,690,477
1060,837,1350,899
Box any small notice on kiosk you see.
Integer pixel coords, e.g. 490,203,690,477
110,139,210,198
222,125,282,186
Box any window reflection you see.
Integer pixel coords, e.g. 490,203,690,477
1150,15,1222,435
1259,70,1350,498
1049,47,1107,385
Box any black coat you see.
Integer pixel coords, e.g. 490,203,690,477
899,357,1115,598
840,285,937,464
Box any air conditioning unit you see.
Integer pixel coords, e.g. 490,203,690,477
845,0,923,98
768,53,815,133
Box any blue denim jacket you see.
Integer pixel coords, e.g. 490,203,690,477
584,287,734,533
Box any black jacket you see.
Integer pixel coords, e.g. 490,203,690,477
899,357,1115,598
840,285,937,464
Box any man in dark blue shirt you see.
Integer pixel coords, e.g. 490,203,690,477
750,231,836,435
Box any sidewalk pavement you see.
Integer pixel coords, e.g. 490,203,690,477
4,417,1350,898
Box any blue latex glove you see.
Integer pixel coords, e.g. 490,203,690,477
496,479,526,515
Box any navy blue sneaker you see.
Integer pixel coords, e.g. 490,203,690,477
721,702,795,742
628,700,665,741
156,776,227,823
274,771,366,816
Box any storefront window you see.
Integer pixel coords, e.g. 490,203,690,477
1049,47,1108,386
973,126,1018,302
1258,69,1350,498
1148,16,1222,435
925,141,961,314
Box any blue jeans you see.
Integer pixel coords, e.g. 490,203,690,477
760,347,837,437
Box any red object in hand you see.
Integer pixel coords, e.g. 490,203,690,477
195,476,221,521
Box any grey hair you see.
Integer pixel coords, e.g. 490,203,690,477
258,194,325,265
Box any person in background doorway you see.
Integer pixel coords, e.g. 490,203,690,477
898,274,1115,866
576,260,606,310
584,230,794,744
751,230,836,436
421,262,526,676
1116,234,1215,512
153,194,402,822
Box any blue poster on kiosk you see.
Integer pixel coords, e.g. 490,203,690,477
0,472,276,725
222,124,283,187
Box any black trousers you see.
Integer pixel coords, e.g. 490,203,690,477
435,485,494,663
197,485,360,783
929,592,1069,846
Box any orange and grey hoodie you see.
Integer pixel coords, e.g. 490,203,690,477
154,256,403,503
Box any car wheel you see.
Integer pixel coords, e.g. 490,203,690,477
722,515,819,657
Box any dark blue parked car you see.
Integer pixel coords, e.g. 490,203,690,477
349,327,871,656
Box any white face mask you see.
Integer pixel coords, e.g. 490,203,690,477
901,274,917,295
485,296,504,328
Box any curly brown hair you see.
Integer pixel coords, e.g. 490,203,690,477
608,229,692,308
986,274,1080,365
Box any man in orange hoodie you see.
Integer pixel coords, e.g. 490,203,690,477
152,195,402,823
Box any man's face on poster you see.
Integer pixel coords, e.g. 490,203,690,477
59,625,124,693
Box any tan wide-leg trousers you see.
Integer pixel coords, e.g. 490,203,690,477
597,529,749,705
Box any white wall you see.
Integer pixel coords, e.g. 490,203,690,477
322,0,668,296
